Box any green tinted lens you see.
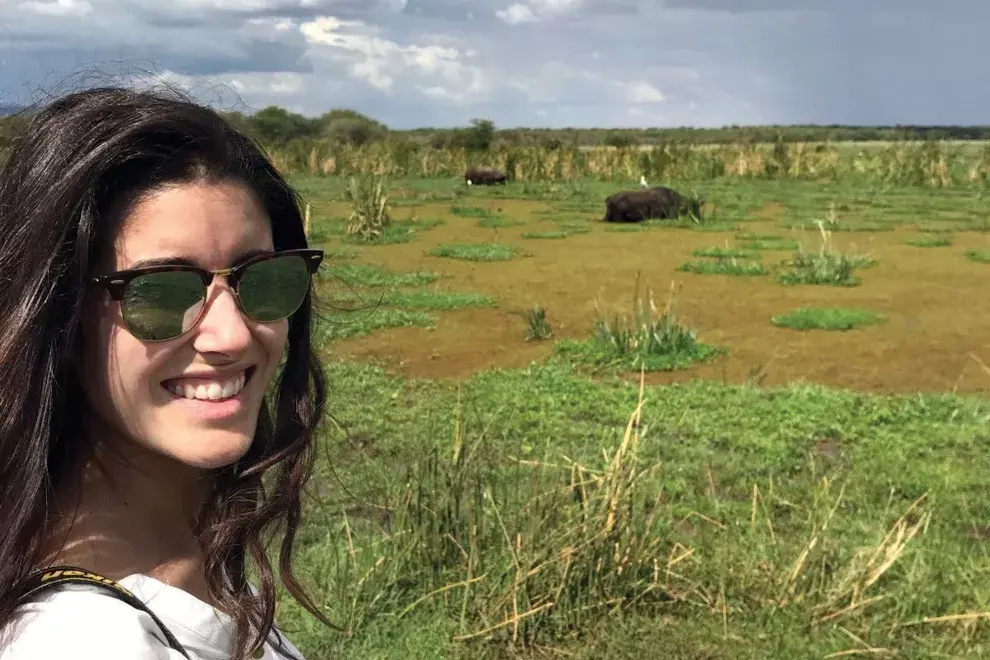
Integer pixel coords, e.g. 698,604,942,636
121,271,206,341
238,254,311,322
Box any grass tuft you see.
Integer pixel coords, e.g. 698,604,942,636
776,221,874,287
965,249,990,263
555,277,723,371
677,257,767,276
345,174,392,241
428,242,525,261
519,305,553,340
906,235,953,248
691,246,755,259
771,307,886,331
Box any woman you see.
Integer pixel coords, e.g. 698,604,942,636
0,86,333,659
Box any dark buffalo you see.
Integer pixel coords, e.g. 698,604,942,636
464,167,507,185
602,186,702,223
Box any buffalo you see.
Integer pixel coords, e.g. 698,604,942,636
602,186,702,223
464,167,507,185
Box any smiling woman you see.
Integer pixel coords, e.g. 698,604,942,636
0,87,332,659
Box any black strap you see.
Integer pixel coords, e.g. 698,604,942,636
15,566,190,658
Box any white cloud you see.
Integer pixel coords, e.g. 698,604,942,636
529,0,582,12
12,0,967,128
17,0,92,16
170,0,283,9
496,0,583,24
299,16,487,100
495,3,537,24
625,80,664,103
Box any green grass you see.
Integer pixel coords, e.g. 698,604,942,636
554,282,724,372
777,251,873,286
449,203,522,228
677,258,767,276
961,219,990,232
477,215,525,228
771,307,887,331
320,246,360,260
736,232,787,240
734,232,801,251
690,246,755,259
276,174,990,659
775,229,875,287
521,225,590,239
913,223,956,234
320,263,441,288
316,269,493,339
906,235,954,247
682,221,739,232
277,359,990,659
341,218,443,245
329,288,494,311
315,307,436,340
740,238,801,251
316,284,493,341
604,224,648,232
427,242,525,261
965,249,990,263
449,204,493,217
519,305,553,340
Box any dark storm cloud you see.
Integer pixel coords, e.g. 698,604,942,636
2,0,989,127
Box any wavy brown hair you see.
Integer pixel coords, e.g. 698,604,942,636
0,86,334,659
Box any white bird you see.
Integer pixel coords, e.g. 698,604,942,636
640,175,648,189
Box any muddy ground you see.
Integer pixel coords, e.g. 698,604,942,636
318,196,990,395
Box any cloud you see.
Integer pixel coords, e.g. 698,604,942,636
299,16,487,101
495,0,581,24
625,81,664,104
495,0,644,24
495,4,537,24
1,1,988,128
17,0,93,17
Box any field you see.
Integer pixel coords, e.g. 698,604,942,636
269,151,990,658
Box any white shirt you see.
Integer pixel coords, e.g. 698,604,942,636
0,573,306,659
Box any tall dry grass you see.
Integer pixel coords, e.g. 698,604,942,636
262,139,990,187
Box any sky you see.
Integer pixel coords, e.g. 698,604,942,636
0,0,986,129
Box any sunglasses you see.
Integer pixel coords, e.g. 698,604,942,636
89,249,324,342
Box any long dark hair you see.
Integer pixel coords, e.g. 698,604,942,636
0,86,333,659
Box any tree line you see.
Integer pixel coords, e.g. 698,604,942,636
3,103,990,151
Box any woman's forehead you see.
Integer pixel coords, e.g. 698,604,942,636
112,181,273,270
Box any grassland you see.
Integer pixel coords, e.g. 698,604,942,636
265,137,990,190
265,143,990,658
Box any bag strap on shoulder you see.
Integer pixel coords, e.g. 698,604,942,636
15,566,190,658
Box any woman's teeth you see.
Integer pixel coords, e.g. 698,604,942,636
167,372,247,401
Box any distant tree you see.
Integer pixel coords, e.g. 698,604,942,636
245,106,317,144
453,118,495,151
318,109,388,146
604,131,634,148
222,110,251,134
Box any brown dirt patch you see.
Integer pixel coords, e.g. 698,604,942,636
326,198,990,395
755,201,786,221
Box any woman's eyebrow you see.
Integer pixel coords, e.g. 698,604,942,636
124,256,198,270
123,249,274,271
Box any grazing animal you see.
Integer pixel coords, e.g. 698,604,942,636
464,167,507,185
602,186,702,223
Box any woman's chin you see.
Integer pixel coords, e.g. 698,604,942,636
170,431,256,470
